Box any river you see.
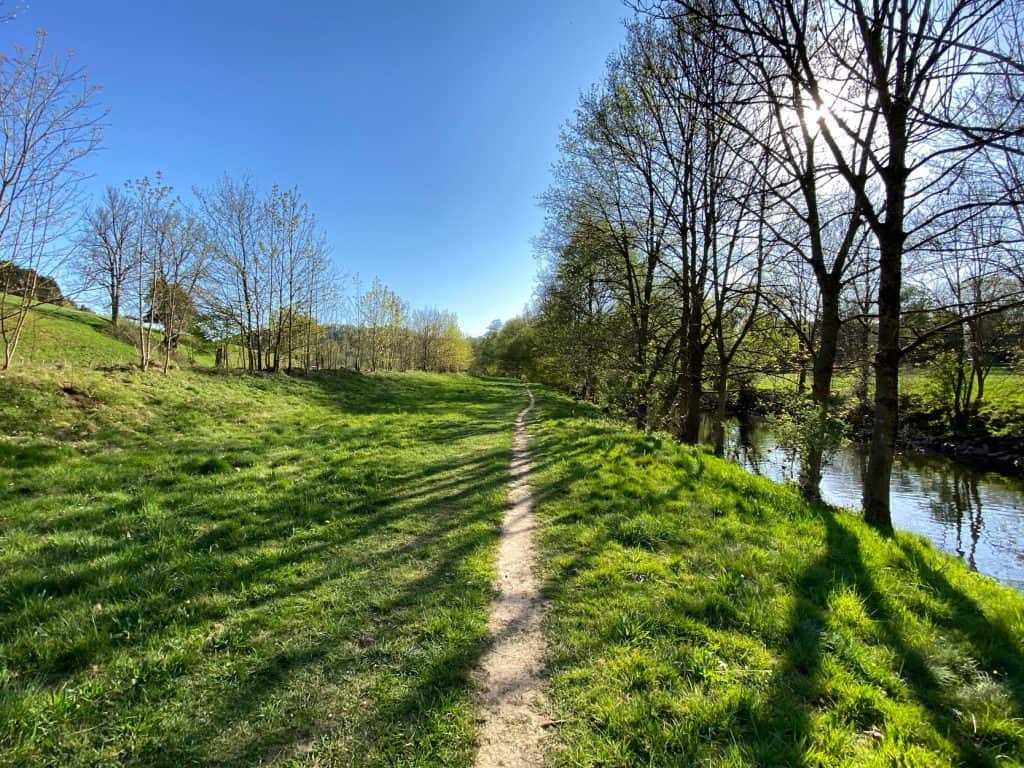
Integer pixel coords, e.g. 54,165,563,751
711,416,1024,591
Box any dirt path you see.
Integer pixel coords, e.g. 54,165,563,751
474,389,549,768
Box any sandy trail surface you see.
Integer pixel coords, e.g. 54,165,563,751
474,390,549,768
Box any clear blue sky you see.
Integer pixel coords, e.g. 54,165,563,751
6,1,628,335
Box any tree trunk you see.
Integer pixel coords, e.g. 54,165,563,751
711,363,728,457
635,393,649,431
800,285,840,501
677,324,703,444
0,289,32,369
632,333,650,431
968,321,986,409
1,315,23,369
863,233,902,529
854,321,871,404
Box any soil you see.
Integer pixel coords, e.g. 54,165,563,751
474,390,550,768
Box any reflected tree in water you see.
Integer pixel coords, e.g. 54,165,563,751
922,467,984,571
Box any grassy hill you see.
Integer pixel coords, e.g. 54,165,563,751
0,301,215,370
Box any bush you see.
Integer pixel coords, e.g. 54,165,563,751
770,397,847,481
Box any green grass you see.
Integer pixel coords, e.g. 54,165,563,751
901,367,1024,438
4,313,1023,768
2,302,142,369
1,300,219,370
0,368,526,766
529,389,1024,767
753,371,860,398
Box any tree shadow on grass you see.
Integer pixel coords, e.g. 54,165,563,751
736,509,1023,766
139,508,501,767
0,373,527,766
1,431,510,662
526,392,1024,765
0,439,69,470
893,539,1024,714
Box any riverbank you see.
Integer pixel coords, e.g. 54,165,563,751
897,424,1024,475
897,374,1024,475
847,402,1024,478
530,388,1024,766
716,412,1024,590
743,371,1024,478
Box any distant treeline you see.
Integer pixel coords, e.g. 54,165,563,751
70,175,474,375
212,284,472,375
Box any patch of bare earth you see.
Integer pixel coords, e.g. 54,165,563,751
474,390,549,768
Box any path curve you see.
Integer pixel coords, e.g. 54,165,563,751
474,389,549,768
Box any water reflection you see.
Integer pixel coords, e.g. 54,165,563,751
707,414,1024,591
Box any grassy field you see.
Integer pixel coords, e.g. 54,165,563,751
4,302,1024,767
900,367,1024,438
0,368,525,766
529,390,1024,767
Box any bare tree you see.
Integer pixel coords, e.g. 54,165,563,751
655,0,1024,525
0,31,103,369
127,174,174,371
77,186,136,326
151,206,207,373
197,175,262,372
263,185,325,373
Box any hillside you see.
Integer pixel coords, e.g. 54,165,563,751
0,301,213,370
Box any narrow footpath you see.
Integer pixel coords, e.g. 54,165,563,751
474,389,549,768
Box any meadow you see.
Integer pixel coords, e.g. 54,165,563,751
0,366,524,766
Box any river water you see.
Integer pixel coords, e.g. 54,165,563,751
712,416,1024,591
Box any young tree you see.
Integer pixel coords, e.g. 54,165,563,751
197,175,263,372
127,174,174,371
150,208,207,373
262,186,322,372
